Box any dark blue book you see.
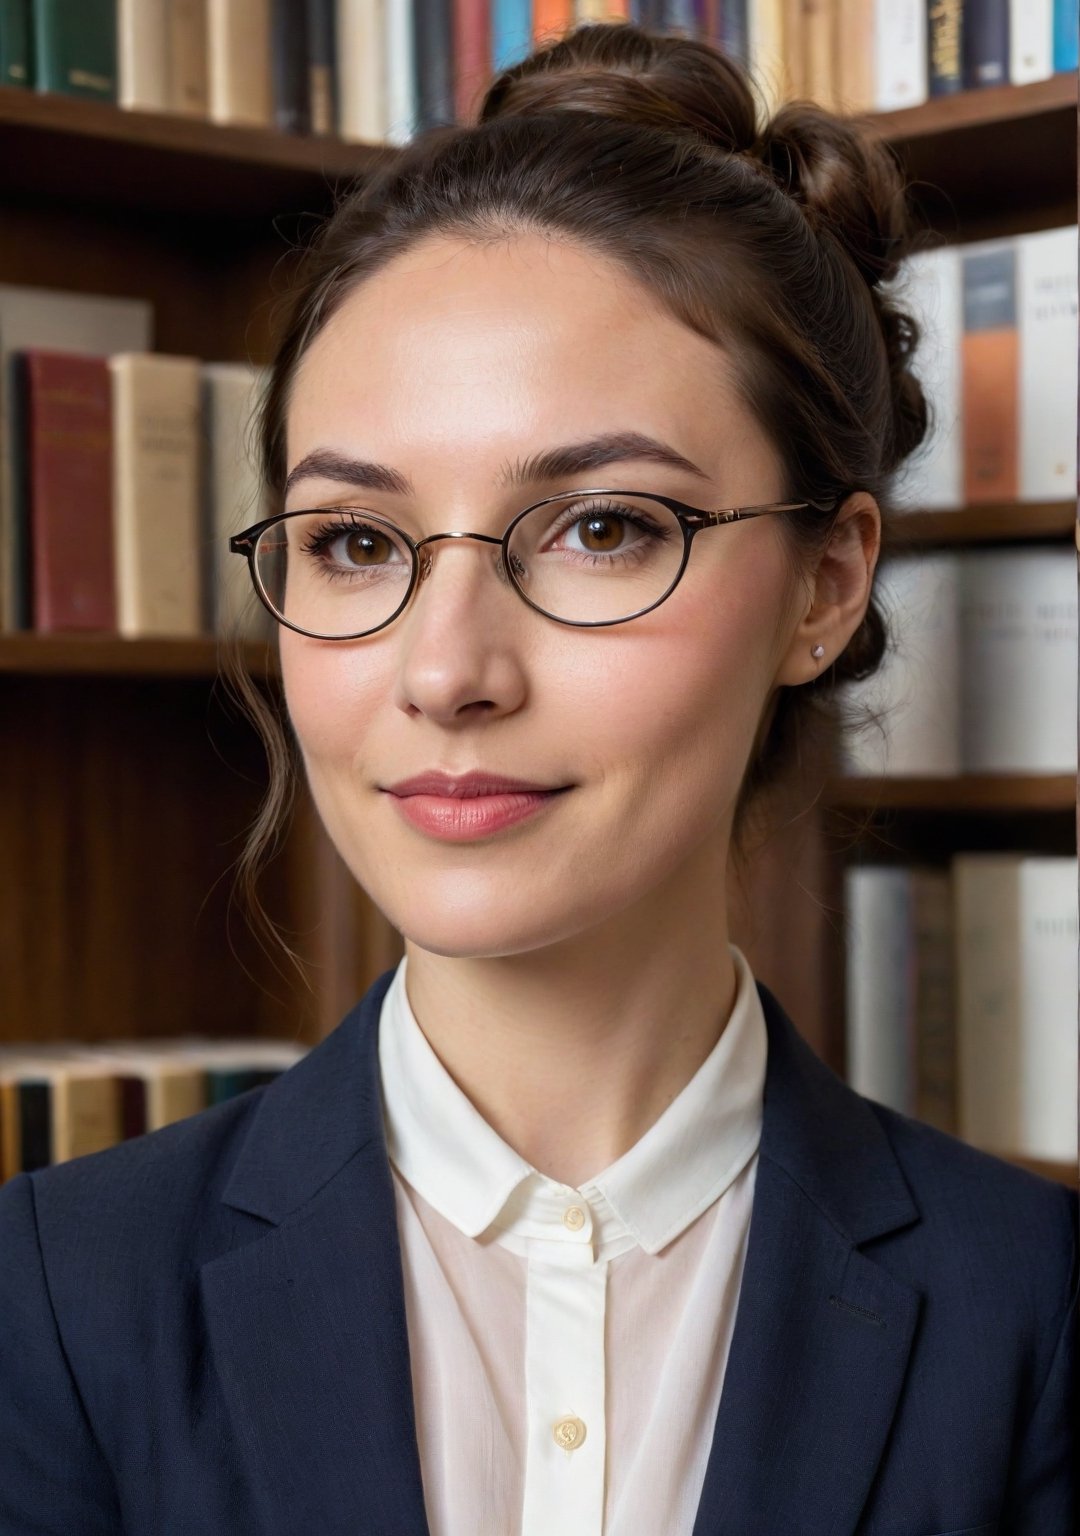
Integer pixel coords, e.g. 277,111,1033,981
963,0,1009,89
305,0,337,135
928,0,964,97
413,0,455,129
272,0,311,134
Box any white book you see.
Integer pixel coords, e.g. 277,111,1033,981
338,0,387,144
958,546,1078,773
873,0,927,110
844,865,915,1113
954,854,1078,1162
110,353,203,637
1018,224,1078,501
116,0,169,111
838,553,962,776
384,0,417,145
207,0,272,127
1010,0,1054,82
200,362,274,641
891,245,964,511
747,0,787,117
0,285,153,632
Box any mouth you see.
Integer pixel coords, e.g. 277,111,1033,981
381,774,572,842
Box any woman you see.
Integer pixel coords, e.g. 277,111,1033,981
0,23,1074,1536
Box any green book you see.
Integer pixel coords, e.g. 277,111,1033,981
0,0,34,88
33,0,116,102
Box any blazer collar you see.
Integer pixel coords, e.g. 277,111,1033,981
202,969,921,1536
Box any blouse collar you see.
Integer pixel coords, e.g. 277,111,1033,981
378,944,767,1262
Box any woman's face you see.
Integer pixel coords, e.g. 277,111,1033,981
281,232,808,959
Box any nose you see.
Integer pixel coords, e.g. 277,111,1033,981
413,530,507,588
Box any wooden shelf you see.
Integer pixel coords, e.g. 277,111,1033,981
888,502,1076,546
0,633,279,679
856,72,1078,240
1006,1154,1077,1188
827,774,1076,813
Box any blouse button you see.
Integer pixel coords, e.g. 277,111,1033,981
553,1415,587,1452
563,1204,586,1231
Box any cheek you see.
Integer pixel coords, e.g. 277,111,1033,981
279,634,389,765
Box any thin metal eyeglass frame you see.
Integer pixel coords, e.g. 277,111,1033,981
228,488,833,640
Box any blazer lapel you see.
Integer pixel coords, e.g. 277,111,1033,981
199,970,432,1536
692,980,923,1536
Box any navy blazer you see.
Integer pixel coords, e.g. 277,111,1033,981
0,969,1075,1535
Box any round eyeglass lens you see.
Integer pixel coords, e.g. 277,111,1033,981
252,510,416,637
506,494,686,624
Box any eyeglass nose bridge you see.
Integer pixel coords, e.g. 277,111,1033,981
413,529,505,583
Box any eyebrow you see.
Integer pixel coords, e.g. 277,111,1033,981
283,431,712,500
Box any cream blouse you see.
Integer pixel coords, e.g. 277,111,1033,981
377,942,768,1536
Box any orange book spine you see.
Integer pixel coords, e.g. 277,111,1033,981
961,246,1019,504
534,0,574,46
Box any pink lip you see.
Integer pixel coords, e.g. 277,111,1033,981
381,772,570,842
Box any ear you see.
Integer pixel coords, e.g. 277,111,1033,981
773,492,882,688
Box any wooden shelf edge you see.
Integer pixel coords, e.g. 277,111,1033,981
826,774,1077,813
1003,1154,1077,1188
854,71,1077,142
0,633,280,679
887,502,1076,545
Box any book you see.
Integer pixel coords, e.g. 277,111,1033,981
492,0,533,70
456,0,493,124
200,361,274,640
954,854,1078,1162
873,0,926,109
963,0,1009,87
0,284,153,631
835,0,874,113
306,0,338,134
33,0,116,102
413,0,455,131
1052,0,1078,71
207,0,272,127
1010,0,1054,84
271,0,311,133
1018,224,1078,501
891,244,964,512
961,241,1019,504
167,0,209,116
17,348,116,631
117,0,169,112
109,352,203,637
0,0,33,87
927,0,963,97
385,0,418,143
338,0,386,144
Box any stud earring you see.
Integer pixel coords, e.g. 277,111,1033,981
811,643,825,659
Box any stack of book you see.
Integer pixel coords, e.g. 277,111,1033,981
0,283,273,638
844,855,1078,1163
1,3,1075,147
0,1036,307,1181
837,546,1077,777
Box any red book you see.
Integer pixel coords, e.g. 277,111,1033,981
454,0,491,124
19,348,116,631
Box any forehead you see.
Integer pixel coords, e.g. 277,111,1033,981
288,232,751,456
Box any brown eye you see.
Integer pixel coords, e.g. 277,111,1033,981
342,528,394,566
577,514,627,553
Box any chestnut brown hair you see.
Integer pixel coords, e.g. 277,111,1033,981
224,22,930,972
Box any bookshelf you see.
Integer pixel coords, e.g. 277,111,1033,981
0,65,1076,1188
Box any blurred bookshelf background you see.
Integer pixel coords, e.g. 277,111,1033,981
0,0,1076,1190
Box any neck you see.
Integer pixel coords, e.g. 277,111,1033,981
402,851,739,1190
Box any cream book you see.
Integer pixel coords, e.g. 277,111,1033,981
959,546,1077,773
0,1053,122,1167
67,1046,209,1133
337,0,387,144
748,0,791,117
117,0,169,111
207,0,272,127
109,353,203,637
873,0,927,109
954,854,1078,1163
844,864,915,1114
1018,224,1078,501
200,361,274,640
891,245,964,511
835,0,875,115
168,0,209,116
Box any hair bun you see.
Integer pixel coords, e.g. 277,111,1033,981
478,22,760,157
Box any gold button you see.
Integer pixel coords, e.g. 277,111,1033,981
563,1205,586,1231
553,1415,587,1452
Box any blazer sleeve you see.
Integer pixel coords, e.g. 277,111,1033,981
0,1171,122,1535
1000,1182,1079,1532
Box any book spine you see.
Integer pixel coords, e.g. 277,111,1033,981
207,0,273,127
961,241,1019,504
33,0,117,102
1010,0,1053,83
338,0,386,142
872,0,927,109
533,0,574,45
834,0,874,115
891,245,964,512
1053,0,1078,71
927,0,963,97
22,349,116,631
167,0,209,116
719,0,750,66
492,0,532,69
1016,858,1079,1162
954,855,1022,1157
1018,223,1078,501
963,0,1009,87
844,865,916,1114
0,0,33,87
116,0,169,111
413,0,455,129
748,0,789,115
271,0,311,132
802,0,835,108
911,868,956,1136
660,0,697,34
782,0,805,98
455,0,492,123
385,0,417,143
306,0,338,134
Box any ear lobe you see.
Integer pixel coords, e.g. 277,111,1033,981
772,494,881,688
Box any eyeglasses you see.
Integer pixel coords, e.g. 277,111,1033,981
229,489,829,640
